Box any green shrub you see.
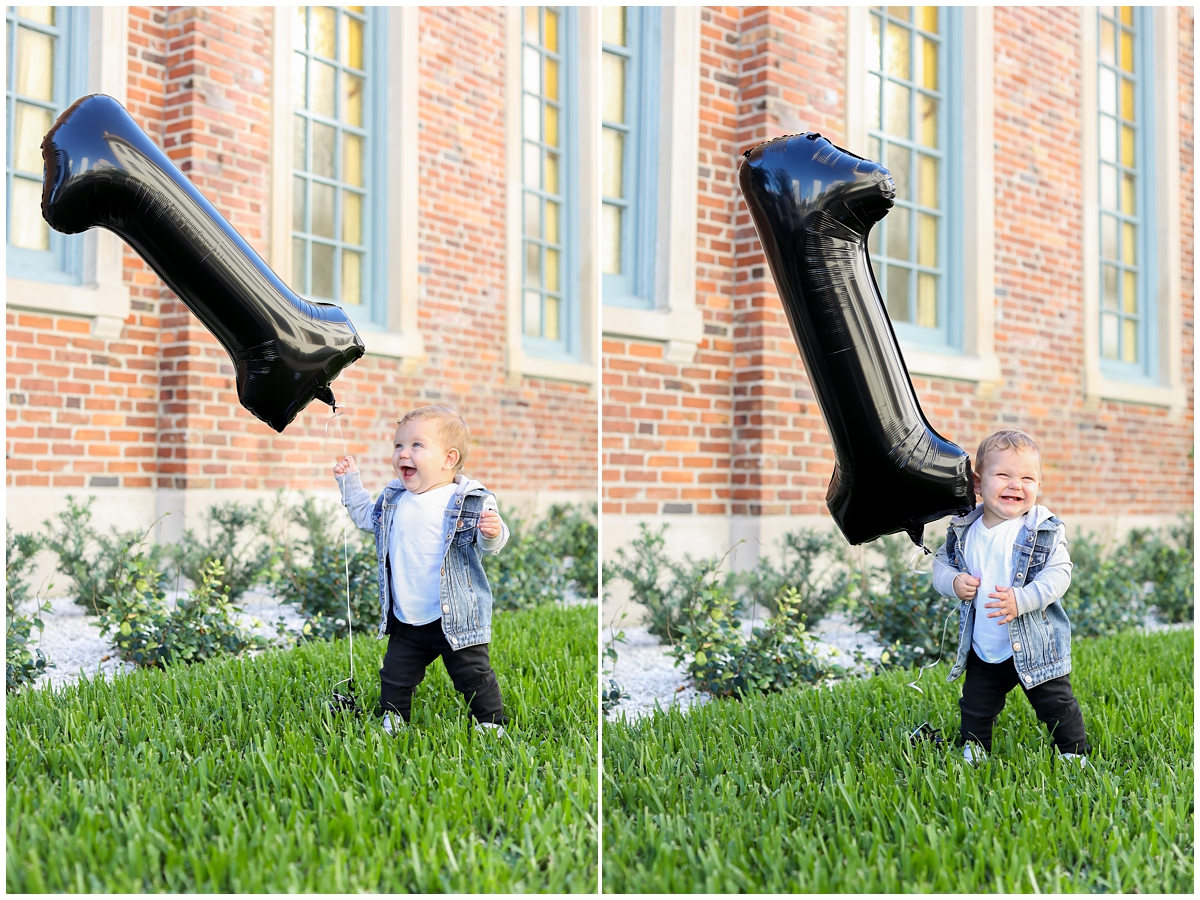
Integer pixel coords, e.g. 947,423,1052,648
6,526,53,692
1063,530,1145,637
42,495,165,613
168,501,275,603
484,505,570,611
268,495,379,641
1119,515,1194,623
543,502,599,598
850,533,957,669
98,547,266,669
740,528,851,621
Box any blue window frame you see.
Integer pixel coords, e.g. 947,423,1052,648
291,5,387,327
522,6,579,360
602,5,659,309
1098,5,1156,382
6,5,88,284
866,5,962,353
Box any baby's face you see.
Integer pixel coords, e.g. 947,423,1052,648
974,446,1041,526
392,419,458,494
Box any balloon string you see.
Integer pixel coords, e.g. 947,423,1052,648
905,545,952,694
326,406,354,688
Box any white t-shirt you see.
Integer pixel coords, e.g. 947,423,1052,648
964,514,1024,664
388,483,457,625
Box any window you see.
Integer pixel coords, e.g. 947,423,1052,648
521,5,579,359
602,5,659,309
866,6,957,351
1097,6,1153,379
291,6,382,321
6,5,87,284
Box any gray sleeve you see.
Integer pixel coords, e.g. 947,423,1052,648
1014,525,1073,617
478,492,509,554
932,539,961,599
334,472,376,532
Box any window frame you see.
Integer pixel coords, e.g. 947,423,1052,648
602,4,660,310
5,5,90,285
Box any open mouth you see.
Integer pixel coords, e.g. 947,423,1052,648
1000,494,1023,502
401,466,416,478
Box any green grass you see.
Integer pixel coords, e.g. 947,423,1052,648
603,628,1193,893
7,603,598,892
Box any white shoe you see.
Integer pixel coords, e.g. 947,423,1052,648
963,743,987,764
382,712,403,735
475,722,506,738
1058,751,1088,768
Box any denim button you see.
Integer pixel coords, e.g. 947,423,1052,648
442,604,449,612
1024,674,1033,684
440,567,445,576
1013,642,1021,651
446,533,452,539
457,519,462,527
449,636,457,644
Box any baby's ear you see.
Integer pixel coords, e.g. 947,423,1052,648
444,447,461,470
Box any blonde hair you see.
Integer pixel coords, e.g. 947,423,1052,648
975,428,1041,476
397,405,470,472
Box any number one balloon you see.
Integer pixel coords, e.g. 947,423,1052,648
738,133,975,546
41,94,365,433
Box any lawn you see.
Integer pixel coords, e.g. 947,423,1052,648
603,628,1193,893
7,603,597,893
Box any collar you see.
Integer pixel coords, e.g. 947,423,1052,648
950,504,1055,532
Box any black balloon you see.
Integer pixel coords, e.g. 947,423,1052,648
738,132,975,546
41,94,365,433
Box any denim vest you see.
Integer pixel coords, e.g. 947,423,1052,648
937,506,1074,689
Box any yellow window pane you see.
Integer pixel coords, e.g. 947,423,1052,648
1101,312,1118,358
885,22,911,80
885,82,911,139
1120,76,1135,120
1101,215,1117,260
294,7,307,50
544,152,559,195
1121,173,1136,215
545,248,560,292
343,74,363,126
13,102,51,173
292,52,307,108
341,250,362,305
545,57,559,102
869,14,882,70
16,27,54,101
917,6,938,33
918,154,939,208
1099,68,1116,115
347,5,364,12
1119,6,1133,26
9,178,49,250
545,102,559,148
523,290,542,336
603,6,626,46
1102,265,1118,308
1123,270,1137,314
524,142,541,189
545,200,560,244
867,73,881,129
312,6,337,58
603,204,622,274
343,133,364,186
525,242,541,287
917,213,938,267
603,127,625,198
1100,19,1115,66
524,193,541,238
17,6,54,24
544,296,560,341
887,7,911,22
919,36,938,90
312,243,335,297
1121,221,1136,265
312,122,335,176
342,13,363,68
918,94,938,147
524,6,539,43
544,9,558,52
1120,124,1135,167
342,191,362,245
917,273,938,328
312,183,335,237
293,176,306,231
603,51,626,123
312,60,336,116
887,143,910,200
1119,28,1134,72
524,45,541,95
293,114,306,169
1122,318,1137,362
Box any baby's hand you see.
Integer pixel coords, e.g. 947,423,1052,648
985,586,1019,624
953,573,981,602
333,455,359,476
479,509,503,540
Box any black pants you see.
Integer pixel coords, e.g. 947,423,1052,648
959,649,1089,754
379,608,506,725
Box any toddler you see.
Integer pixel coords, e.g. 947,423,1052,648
933,429,1089,765
333,405,510,734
